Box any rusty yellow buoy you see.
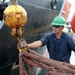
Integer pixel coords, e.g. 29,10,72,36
3,5,27,29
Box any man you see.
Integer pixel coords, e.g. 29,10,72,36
27,15,75,63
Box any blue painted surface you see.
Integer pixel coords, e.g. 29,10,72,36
59,0,66,15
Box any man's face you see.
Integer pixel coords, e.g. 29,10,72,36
52,25,64,34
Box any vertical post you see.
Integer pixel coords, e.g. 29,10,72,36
10,0,18,5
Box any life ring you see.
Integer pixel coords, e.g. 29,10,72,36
51,0,57,10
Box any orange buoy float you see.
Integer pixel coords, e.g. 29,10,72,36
71,12,75,33
3,5,27,29
3,5,27,39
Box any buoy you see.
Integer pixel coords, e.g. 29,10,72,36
71,13,75,33
3,5,27,29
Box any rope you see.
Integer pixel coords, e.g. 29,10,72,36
19,48,75,75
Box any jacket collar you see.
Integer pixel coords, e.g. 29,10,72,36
52,32,65,43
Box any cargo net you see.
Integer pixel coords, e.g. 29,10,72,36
18,39,75,75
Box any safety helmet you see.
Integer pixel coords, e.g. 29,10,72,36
51,16,66,26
